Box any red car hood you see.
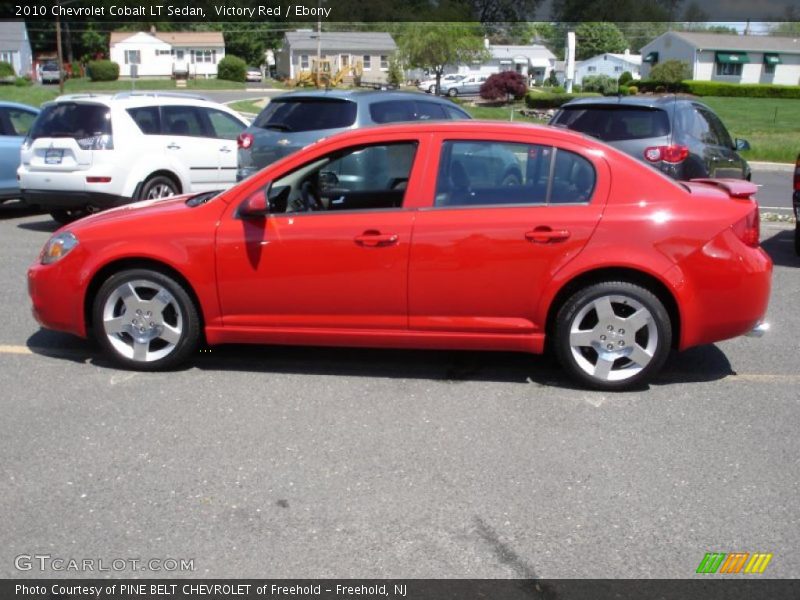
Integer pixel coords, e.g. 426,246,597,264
67,193,200,231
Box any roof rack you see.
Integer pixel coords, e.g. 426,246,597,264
53,93,113,102
112,91,211,102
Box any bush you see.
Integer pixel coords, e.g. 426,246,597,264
70,61,82,78
0,61,14,78
480,71,528,101
525,91,603,109
648,60,691,83
618,71,634,86
636,80,688,93
571,83,582,93
542,85,565,94
87,60,119,82
627,85,638,95
547,69,559,87
683,80,800,98
581,74,618,95
217,55,247,82
14,75,32,87
618,86,631,96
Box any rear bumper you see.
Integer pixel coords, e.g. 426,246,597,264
21,189,131,210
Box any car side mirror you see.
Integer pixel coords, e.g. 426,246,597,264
735,138,750,151
238,186,269,218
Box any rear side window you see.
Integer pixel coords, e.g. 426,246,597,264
443,105,470,120
162,106,207,137
127,106,160,135
554,106,670,141
435,140,595,208
369,100,452,123
205,108,246,140
29,103,112,140
0,108,37,136
252,98,357,132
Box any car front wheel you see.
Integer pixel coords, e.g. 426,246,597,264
92,269,200,370
447,88,458,97
553,282,672,390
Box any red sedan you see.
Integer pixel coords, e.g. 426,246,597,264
28,122,772,390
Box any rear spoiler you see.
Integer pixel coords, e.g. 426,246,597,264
689,178,758,199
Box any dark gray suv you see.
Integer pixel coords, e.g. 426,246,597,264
237,90,471,181
550,96,751,181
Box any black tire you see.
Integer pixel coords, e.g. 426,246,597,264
447,88,458,97
49,209,87,224
795,222,800,257
137,175,179,201
501,170,522,186
92,268,200,371
553,281,672,391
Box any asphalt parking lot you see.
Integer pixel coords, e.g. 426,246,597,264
0,197,798,579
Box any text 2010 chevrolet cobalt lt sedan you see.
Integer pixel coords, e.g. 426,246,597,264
28,122,772,390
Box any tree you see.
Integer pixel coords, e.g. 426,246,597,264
398,23,489,95
574,23,628,60
387,58,404,87
647,60,691,83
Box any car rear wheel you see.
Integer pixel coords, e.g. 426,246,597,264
92,269,200,370
447,88,458,97
554,282,672,390
138,175,179,201
49,209,87,224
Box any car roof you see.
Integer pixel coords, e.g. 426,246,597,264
272,89,458,105
312,119,599,146
44,92,234,111
560,95,697,110
0,101,40,112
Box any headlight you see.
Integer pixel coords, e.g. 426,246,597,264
41,232,78,265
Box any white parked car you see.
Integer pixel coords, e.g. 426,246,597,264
245,67,263,82
18,92,249,223
417,73,464,94
440,74,490,97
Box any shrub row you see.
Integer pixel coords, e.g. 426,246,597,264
636,79,800,98
525,92,602,109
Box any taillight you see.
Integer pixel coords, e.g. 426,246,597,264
86,176,112,183
76,134,113,150
793,154,799,192
644,145,689,164
732,207,760,248
237,133,254,150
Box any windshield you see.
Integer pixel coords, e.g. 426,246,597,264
252,98,357,133
29,103,112,140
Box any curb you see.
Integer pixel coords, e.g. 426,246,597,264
750,161,794,173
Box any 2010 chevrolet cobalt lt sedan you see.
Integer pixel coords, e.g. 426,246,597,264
28,122,772,390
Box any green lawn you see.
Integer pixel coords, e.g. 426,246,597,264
0,77,246,108
228,99,265,115
700,97,800,163
462,103,545,124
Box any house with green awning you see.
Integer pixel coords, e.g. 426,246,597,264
639,31,800,85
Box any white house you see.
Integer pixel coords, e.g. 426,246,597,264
0,20,33,78
574,50,641,84
460,39,556,84
110,30,225,79
640,31,800,85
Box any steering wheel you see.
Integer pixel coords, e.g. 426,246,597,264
300,181,324,211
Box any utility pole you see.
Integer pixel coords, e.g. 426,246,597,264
56,0,64,94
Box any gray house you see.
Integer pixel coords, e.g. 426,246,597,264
640,31,800,85
276,31,398,83
0,20,33,78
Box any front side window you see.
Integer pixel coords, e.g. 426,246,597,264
6,109,37,136
253,142,417,214
435,140,595,207
127,106,160,135
205,109,245,140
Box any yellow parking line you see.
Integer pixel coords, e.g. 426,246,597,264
0,345,32,355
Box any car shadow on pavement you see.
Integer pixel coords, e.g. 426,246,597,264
16,218,59,233
0,200,39,220
761,228,799,268
26,328,734,390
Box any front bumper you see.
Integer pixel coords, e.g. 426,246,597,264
28,251,88,339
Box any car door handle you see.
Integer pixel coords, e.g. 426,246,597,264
525,227,571,244
219,146,232,153
354,230,399,247
167,143,181,150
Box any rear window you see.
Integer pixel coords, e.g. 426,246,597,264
28,102,112,140
553,106,670,142
252,98,357,132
